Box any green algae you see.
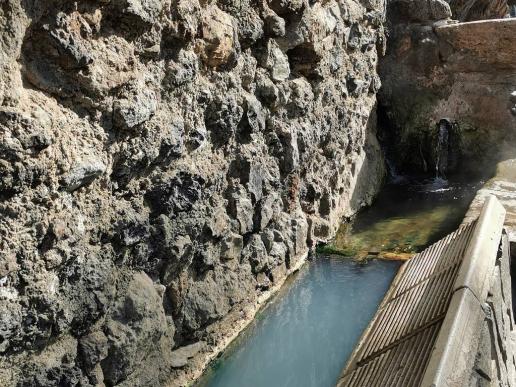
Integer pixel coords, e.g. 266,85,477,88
322,178,480,259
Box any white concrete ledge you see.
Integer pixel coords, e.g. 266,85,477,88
420,287,484,387
453,195,506,301
421,196,506,387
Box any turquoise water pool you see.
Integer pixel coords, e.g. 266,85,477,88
196,257,401,387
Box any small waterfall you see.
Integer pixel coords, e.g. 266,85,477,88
385,156,406,184
382,143,408,184
435,119,451,178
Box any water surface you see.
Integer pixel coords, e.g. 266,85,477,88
196,257,400,387
329,177,481,258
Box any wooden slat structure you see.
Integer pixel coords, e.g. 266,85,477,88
337,195,507,387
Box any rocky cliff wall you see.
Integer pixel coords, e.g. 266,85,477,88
379,8,516,177
0,1,386,386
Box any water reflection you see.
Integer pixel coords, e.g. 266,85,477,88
196,258,400,387
329,177,481,257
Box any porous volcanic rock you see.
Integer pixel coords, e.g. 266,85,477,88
0,1,386,386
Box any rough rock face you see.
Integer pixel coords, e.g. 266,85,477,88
0,1,386,386
388,0,452,23
466,232,516,386
447,0,509,21
379,12,516,177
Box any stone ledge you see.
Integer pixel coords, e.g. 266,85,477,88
422,196,511,387
454,195,506,301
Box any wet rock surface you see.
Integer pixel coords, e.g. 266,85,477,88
0,1,386,385
379,11,516,177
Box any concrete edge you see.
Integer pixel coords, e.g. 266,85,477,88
420,287,484,387
435,17,516,31
420,195,506,387
453,195,506,301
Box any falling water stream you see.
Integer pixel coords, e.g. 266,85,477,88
435,119,451,178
